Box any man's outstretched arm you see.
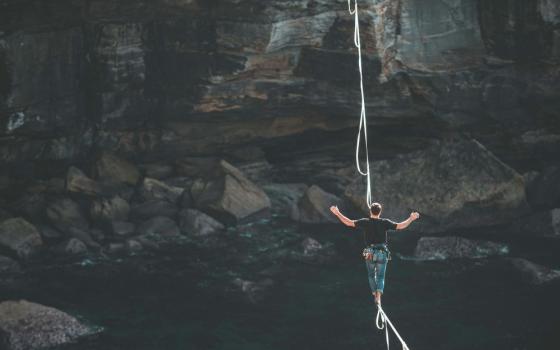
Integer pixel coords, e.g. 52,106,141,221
329,206,356,227
395,212,420,230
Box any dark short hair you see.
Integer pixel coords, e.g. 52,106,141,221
369,203,382,216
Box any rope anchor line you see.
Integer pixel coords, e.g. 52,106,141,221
348,1,411,349
376,305,410,350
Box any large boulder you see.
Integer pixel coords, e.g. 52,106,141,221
293,237,336,264
263,183,308,216
64,227,100,249
65,166,105,197
46,198,89,232
95,152,140,186
139,178,184,204
179,209,225,237
89,196,130,223
61,238,88,256
0,218,43,259
290,185,341,224
510,208,560,237
506,258,560,285
345,139,528,232
190,160,271,224
0,300,95,350
414,236,509,260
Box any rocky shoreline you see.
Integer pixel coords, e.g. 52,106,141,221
1,143,559,348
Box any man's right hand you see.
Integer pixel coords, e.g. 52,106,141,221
410,212,420,220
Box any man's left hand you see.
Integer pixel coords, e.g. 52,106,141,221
329,206,339,215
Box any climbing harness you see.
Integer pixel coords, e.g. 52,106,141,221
347,1,411,349
363,244,392,261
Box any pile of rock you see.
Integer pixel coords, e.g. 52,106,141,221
0,152,273,266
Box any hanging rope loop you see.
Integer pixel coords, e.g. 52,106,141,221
347,0,372,207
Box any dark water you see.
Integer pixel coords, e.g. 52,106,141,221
2,220,559,350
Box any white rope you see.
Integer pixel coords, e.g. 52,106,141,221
348,2,411,349
348,0,372,207
376,305,410,350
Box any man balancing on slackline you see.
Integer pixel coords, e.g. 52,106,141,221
330,203,420,306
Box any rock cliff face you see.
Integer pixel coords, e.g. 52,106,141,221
1,1,559,229
1,0,558,171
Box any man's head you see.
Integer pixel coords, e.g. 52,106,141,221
369,202,382,217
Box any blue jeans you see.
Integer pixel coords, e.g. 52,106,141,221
364,245,389,294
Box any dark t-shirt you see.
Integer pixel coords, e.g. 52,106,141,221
355,218,398,246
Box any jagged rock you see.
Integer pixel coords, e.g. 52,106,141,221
179,209,225,237
138,217,180,236
134,235,160,251
90,196,130,223
140,178,184,204
65,166,105,197
290,185,341,224
190,160,271,224
63,238,88,256
0,300,95,350
129,200,178,221
506,258,560,285
65,227,100,249
232,278,274,304
107,243,126,254
46,198,89,231
414,236,509,260
302,237,323,257
0,256,21,274
126,239,143,253
345,139,528,233
510,208,560,237
95,152,140,186
139,163,174,179
289,237,336,264
0,218,43,259
263,183,308,216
